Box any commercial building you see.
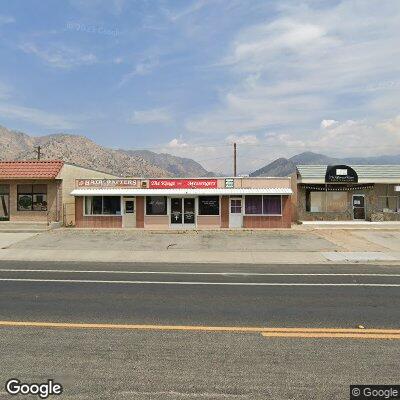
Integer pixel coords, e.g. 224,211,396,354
0,161,116,225
71,177,292,229
296,165,400,221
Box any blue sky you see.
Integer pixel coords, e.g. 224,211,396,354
0,0,399,173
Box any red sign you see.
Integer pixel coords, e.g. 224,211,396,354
77,179,138,188
149,179,217,189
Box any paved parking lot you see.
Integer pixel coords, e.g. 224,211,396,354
9,229,340,252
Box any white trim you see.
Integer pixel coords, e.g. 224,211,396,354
83,195,122,217
72,188,292,196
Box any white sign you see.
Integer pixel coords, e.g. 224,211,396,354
225,178,234,188
395,186,400,192
336,168,348,176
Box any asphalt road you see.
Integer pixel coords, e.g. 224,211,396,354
0,261,399,399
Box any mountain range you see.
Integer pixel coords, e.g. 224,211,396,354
250,152,400,177
0,125,211,177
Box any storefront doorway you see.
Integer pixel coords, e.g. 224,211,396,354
170,197,196,228
122,197,136,228
352,194,366,220
0,184,10,221
229,197,243,228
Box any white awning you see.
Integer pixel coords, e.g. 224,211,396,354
71,188,292,196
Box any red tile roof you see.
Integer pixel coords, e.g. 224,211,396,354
0,160,64,179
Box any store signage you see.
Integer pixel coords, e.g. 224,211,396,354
77,179,138,188
395,186,400,192
149,179,217,189
325,165,358,183
225,178,234,188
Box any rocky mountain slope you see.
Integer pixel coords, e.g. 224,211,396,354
120,149,213,177
250,151,400,177
0,125,210,177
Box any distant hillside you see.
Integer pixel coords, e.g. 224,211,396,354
250,151,400,177
0,124,210,177
120,149,213,177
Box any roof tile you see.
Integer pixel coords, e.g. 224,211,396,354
0,160,64,179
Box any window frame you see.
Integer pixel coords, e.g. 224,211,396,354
306,190,349,213
244,195,282,216
83,196,122,216
17,184,48,212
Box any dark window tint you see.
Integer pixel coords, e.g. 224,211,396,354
263,196,281,215
102,196,121,214
146,196,167,215
198,196,219,215
245,195,262,214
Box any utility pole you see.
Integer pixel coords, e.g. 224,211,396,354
233,142,237,177
35,146,41,160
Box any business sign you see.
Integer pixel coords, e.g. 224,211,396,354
225,178,234,188
325,165,358,183
395,186,400,192
77,179,138,188
149,179,218,189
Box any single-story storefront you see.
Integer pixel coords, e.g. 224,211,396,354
0,160,116,225
296,164,400,221
71,177,292,229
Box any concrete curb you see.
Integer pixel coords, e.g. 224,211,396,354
1,249,400,265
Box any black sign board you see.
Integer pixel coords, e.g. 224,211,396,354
325,165,358,183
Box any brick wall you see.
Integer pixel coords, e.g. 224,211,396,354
74,196,122,228
136,196,144,228
220,196,229,228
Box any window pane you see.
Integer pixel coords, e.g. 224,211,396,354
0,185,9,195
102,196,121,215
18,194,33,211
198,196,219,215
92,196,103,215
33,194,47,211
310,192,325,212
263,196,281,215
146,196,167,215
245,195,262,214
326,192,347,212
85,197,93,214
18,184,32,194
33,184,47,194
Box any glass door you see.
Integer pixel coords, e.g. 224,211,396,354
352,195,366,220
170,198,183,224
183,198,195,225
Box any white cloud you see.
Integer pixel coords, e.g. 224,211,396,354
167,138,189,148
185,0,400,148
0,14,15,25
225,134,258,144
118,56,159,87
321,119,338,129
20,42,97,69
128,108,172,125
0,103,78,129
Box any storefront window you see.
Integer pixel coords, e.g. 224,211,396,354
378,196,399,212
198,196,219,215
245,195,281,215
307,191,347,212
17,184,47,211
146,196,167,215
326,192,347,212
85,196,121,215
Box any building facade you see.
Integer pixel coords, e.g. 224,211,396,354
72,177,293,229
296,165,400,221
0,161,116,225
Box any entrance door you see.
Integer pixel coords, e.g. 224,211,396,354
0,184,10,221
170,198,196,228
352,195,366,220
229,197,243,228
122,198,136,227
